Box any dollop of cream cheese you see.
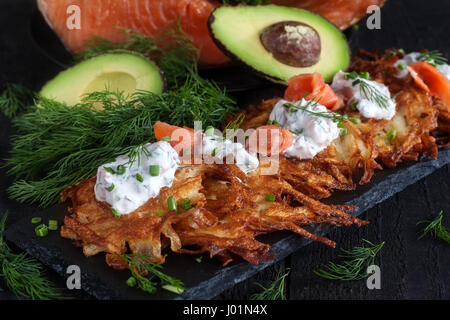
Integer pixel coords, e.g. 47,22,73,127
95,141,180,215
331,71,396,120
269,99,340,159
394,51,450,80
201,134,259,174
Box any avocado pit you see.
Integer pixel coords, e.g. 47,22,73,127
260,21,321,68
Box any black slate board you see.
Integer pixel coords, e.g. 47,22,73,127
5,148,450,300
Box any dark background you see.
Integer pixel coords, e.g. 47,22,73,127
0,0,449,300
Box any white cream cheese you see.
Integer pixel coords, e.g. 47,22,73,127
201,134,259,174
95,141,179,215
394,51,450,80
269,99,340,159
331,71,396,120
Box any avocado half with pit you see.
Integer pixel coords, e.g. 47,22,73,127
40,51,164,106
208,5,350,83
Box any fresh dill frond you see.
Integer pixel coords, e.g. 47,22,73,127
118,253,185,295
0,212,64,299
0,83,36,119
223,113,245,139
345,72,389,109
417,210,450,244
76,27,199,88
250,269,290,300
419,50,448,67
5,82,235,207
314,239,384,281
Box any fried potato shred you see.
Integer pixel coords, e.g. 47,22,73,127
60,50,449,268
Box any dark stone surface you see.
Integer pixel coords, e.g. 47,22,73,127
0,0,449,300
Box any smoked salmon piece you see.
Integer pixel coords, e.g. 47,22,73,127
284,72,343,110
409,62,450,107
153,121,196,155
37,0,230,66
271,0,386,30
247,125,294,156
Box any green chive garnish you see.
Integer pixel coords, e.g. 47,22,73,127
340,128,349,136
162,284,184,295
155,212,164,217
161,136,171,142
168,196,177,211
116,165,126,175
35,224,48,237
386,129,397,142
398,63,406,70
149,165,160,176
48,220,58,231
111,207,120,218
104,167,115,174
265,194,275,202
350,101,358,111
205,126,214,136
349,117,361,124
31,217,42,224
126,277,136,287
337,121,345,128
136,173,144,183
196,256,203,263
106,183,115,192
211,147,219,157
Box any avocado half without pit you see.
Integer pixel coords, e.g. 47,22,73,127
208,5,350,83
40,51,164,107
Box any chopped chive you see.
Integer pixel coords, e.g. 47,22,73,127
265,194,276,202
149,165,160,176
195,256,203,263
205,126,214,136
126,277,136,287
116,165,126,175
350,101,358,111
266,120,273,125
398,63,406,70
337,121,345,128
349,117,361,124
135,173,144,183
180,198,196,210
398,48,405,54
352,24,359,31
106,183,115,192
211,147,219,157
48,220,58,231
162,284,184,295
161,136,171,142
35,224,48,237
155,212,164,217
31,217,42,224
340,128,349,136
386,129,397,142
111,207,120,218
168,196,177,211
104,167,115,174
360,72,370,80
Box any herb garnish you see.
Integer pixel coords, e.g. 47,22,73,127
417,210,450,244
0,84,35,119
0,212,64,299
314,239,384,280
250,269,290,300
118,253,185,295
344,71,390,109
419,50,448,67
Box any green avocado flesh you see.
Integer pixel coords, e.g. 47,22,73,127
209,5,350,83
40,51,164,106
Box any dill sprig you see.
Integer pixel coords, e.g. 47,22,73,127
345,71,389,109
0,84,36,119
250,269,289,300
118,253,185,295
283,100,359,130
419,50,448,67
417,210,450,244
0,212,64,299
76,27,199,88
5,80,236,207
314,239,384,281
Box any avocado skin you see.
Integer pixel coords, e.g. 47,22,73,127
208,5,351,84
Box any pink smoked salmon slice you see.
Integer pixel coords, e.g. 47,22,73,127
271,0,386,30
284,72,343,110
37,0,230,66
